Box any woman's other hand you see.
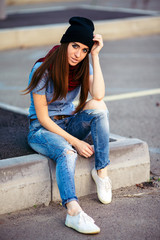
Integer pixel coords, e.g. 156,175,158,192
91,34,103,56
73,139,94,158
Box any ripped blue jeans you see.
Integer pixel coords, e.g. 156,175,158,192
28,109,110,206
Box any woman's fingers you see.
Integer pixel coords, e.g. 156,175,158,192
91,34,103,54
75,140,94,158
82,146,94,158
93,34,103,43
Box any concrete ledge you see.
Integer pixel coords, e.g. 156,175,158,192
0,16,160,51
108,136,150,189
0,154,51,215
0,134,150,214
50,135,150,201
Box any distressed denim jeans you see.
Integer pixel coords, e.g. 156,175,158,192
28,109,110,206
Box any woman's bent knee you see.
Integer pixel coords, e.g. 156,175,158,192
83,99,107,110
57,148,78,166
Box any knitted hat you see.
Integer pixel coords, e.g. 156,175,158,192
60,16,95,52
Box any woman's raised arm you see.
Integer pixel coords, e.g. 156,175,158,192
89,34,105,100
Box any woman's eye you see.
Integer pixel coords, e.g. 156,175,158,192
72,44,78,49
83,49,88,53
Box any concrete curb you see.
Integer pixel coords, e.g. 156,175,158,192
50,135,150,201
0,16,160,51
0,102,28,115
0,134,150,215
0,154,51,215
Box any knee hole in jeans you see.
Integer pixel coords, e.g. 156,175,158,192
67,150,75,155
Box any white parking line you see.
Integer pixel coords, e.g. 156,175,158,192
0,89,159,115
104,88,160,102
73,88,160,105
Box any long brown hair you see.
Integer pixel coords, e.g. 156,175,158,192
24,43,89,113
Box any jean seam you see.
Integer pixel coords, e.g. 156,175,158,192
57,151,77,206
47,158,53,202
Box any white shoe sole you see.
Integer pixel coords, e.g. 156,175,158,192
65,222,100,234
65,212,100,235
97,194,112,204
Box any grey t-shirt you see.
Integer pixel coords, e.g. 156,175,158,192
28,62,93,119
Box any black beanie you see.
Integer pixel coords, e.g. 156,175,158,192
60,16,95,52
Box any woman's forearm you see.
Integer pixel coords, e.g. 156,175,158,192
89,34,105,100
39,115,94,158
39,115,78,146
91,54,105,100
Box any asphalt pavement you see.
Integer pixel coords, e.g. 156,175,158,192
0,186,159,240
0,0,160,239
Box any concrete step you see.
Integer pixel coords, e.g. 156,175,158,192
0,134,150,215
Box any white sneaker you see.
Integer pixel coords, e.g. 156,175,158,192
92,168,112,204
65,211,100,234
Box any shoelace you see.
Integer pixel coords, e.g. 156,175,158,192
105,177,112,189
94,168,112,190
79,211,95,224
100,177,112,190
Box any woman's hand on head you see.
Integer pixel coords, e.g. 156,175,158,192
91,34,103,56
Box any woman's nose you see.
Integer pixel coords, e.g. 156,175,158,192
75,49,81,58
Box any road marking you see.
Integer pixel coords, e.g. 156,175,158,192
0,89,159,114
73,88,160,105
104,88,160,102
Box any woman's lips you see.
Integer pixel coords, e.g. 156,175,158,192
71,57,79,63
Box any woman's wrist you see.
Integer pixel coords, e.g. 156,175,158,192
67,134,78,147
91,54,100,65
91,53,99,59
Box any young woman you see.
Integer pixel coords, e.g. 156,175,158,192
24,16,112,234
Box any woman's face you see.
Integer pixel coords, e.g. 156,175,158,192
67,42,89,66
